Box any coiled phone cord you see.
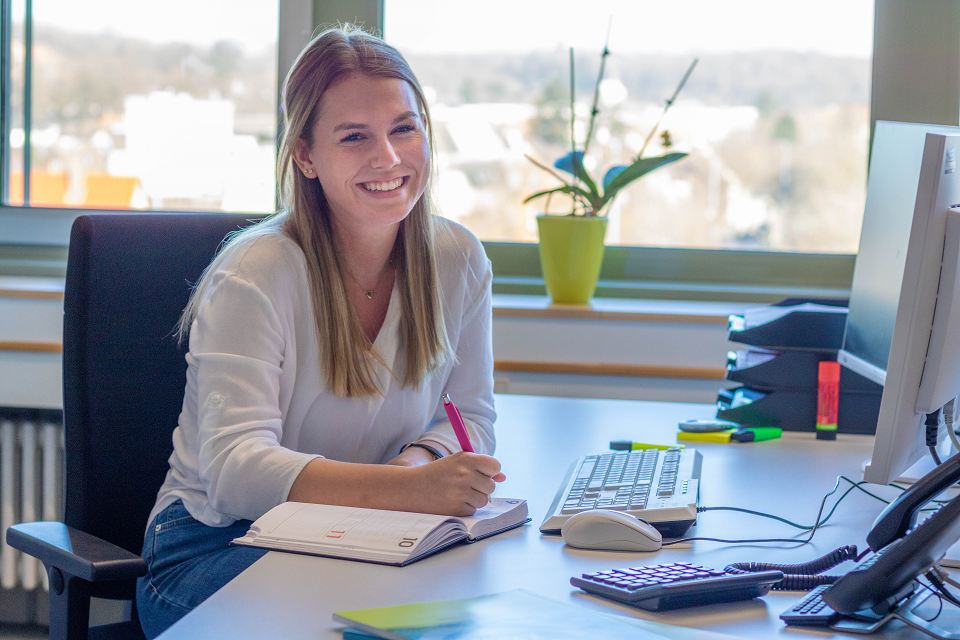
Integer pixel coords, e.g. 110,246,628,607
723,545,860,591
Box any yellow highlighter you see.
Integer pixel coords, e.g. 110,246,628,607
610,441,684,451
678,429,737,443
678,427,782,444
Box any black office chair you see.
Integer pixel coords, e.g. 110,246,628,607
7,213,265,640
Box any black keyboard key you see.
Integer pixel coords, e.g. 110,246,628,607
779,585,839,626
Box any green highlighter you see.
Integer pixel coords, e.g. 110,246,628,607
729,427,782,442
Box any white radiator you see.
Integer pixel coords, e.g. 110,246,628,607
0,418,63,592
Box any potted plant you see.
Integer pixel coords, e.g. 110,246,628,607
525,41,697,305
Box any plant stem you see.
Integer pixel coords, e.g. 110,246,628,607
583,16,612,161
569,47,578,214
636,57,698,159
524,153,588,214
525,153,574,187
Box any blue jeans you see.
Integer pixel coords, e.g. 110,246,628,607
136,500,268,639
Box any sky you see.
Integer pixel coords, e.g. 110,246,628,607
14,0,874,59
16,0,279,52
385,0,875,58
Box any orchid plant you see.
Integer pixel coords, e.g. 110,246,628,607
524,39,698,217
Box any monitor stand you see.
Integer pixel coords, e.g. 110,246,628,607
891,439,959,484
896,456,944,484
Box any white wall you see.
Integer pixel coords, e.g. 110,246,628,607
1,284,743,410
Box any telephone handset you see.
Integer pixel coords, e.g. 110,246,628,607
866,453,960,551
822,487,960,615
818,452,960,616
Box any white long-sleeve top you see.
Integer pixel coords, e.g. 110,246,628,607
148,219,496,528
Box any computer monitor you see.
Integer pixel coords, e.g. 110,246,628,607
839,121,960,485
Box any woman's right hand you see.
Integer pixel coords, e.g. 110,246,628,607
406,452,505,517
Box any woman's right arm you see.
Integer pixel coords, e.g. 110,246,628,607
288,452,504,517
190,271,320,521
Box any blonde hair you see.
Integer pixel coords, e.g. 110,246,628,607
179,26,451,397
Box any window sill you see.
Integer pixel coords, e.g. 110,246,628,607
492,294,754,324
0,276,65,299
492,275,852,304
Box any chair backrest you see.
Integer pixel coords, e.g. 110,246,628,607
62,213,265,555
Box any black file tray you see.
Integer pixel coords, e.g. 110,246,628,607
716,372,881,435
726,349,882,394
727,298,848,351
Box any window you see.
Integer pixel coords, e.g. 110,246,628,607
3,0,278,212
385,0,873,255
2,1,957,300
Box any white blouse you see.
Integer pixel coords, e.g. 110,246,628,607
149,219,496,528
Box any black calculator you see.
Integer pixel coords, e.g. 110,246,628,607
779,585,840,626
571,562,784,611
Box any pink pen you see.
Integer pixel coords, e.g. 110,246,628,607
442,393,474,453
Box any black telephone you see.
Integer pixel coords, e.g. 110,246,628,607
866,453,960,552
820,453,960,615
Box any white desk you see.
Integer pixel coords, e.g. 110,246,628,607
157,394,959,639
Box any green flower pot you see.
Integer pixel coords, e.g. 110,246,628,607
536,215,608,304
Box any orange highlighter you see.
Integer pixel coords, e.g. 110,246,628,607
442,393,475,452
817,362,840,440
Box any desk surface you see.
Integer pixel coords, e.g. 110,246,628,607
158,394,957,639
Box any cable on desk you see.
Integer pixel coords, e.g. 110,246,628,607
927,409,943,466
692,476,872,534
723,545,859,590
696,475,946,539
663,476,841,547
935,565,960,591
667,474,947,552
927,568,960,609
911,576,946,623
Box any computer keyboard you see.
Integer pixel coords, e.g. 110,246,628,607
540,448,702,537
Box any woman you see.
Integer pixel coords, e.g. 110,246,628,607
136,26,503,638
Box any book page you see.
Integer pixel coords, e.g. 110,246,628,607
237,502,458,559
461,498,528,539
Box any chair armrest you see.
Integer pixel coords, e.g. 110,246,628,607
6,522,147,583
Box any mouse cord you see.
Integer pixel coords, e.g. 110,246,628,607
723,545,859,590
686,475,943,542
696,475,901,532
662,476,842,547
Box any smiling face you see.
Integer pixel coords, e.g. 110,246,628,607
293,74,430,241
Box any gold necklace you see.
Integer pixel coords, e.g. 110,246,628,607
343,263,391,300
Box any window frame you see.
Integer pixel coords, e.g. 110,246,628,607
1,0,958,303
0,0,315,249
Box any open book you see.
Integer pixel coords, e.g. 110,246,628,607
231,497,529,566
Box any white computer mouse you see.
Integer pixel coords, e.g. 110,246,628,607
561,509,663,551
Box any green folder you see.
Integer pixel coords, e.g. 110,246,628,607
336,589,669,640
336,589,748,640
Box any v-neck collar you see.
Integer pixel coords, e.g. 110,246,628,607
371,282,400,354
